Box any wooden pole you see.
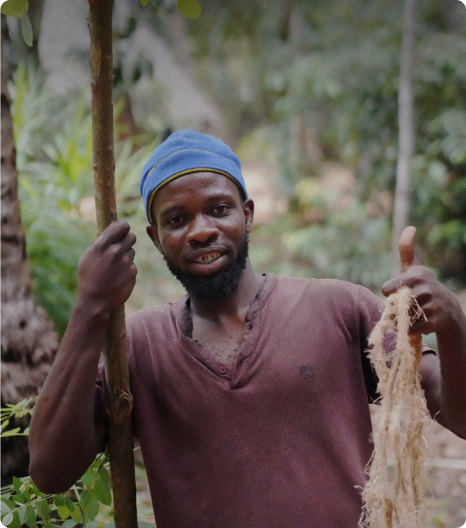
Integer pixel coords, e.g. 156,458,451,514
391,0,417,276
88,1,138,526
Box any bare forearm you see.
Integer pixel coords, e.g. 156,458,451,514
436,307,466,438
29,221,137,492
29,299,110,492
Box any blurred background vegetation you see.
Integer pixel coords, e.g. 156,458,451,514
2,0,466,525
2,0,465,338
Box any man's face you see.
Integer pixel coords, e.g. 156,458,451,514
146,172,254,302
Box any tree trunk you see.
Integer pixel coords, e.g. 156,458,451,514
1,41,58,483
391,0,417,276
88,1,138,526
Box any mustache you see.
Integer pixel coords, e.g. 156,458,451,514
163,232,249,303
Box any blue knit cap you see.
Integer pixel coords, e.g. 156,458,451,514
140,129,248,224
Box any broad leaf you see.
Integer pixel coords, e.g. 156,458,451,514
70,504,82,525
94,477,112,506
25,505,36,528
2,512,14,526
56,504,71,521
0,0,24,18
97,466,111,485
18,506,28,526
64,498,75,513
80,489,90,508
36,499,50,520
21,13,33,47
176,0,201,19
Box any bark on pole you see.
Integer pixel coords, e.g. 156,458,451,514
391,0,417,276
88,1,138,526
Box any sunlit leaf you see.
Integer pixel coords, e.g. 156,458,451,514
56,504,70,521
20,12,33,47
0,0,24,18
70,504,82,525
18,506,28,526
2,512,14,526
1,427,21,437
176,0,201,19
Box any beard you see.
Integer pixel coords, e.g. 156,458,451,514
164,233,249,304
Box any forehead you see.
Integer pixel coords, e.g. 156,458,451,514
152,171,242,217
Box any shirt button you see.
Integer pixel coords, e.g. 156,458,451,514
219,366,227,374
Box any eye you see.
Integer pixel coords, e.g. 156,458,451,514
212,204,230,215
166,215,184,226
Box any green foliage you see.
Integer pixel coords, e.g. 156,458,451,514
10,61,158,336
0,454,114,528
1,0,33,46
140,0,202,19
190,0,466,286
0,402,156,528
0,397,36,438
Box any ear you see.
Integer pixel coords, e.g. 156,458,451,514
146,225,164,255
243,198,255,234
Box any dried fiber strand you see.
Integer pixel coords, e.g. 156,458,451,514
359,287,431,528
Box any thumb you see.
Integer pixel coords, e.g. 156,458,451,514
399,225,419,273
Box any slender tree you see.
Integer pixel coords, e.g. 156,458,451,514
88,0,137,526
391,0,417,276
1,42,58,483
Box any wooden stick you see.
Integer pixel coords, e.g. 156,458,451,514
88,0,138,526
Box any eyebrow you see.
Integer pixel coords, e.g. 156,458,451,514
157,192,236,220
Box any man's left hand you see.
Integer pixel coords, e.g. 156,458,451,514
381,226,462,337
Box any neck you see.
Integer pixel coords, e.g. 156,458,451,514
188,260,263,321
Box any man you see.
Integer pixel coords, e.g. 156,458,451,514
29,130,466,527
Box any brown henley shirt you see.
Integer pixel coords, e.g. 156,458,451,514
97,274,400,527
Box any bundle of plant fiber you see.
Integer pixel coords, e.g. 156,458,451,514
359,286,431,528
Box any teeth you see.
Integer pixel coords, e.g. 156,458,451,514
196,252,221,264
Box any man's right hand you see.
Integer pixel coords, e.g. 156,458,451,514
77,220,137,316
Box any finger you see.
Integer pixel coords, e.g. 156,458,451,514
382,277,404,297
120,231,137,253
126,248,136,262
399,225,419,273
100,220,131,248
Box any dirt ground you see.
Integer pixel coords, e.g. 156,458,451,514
425,420,466,527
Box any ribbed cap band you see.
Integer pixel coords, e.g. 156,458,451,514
140,129,248,223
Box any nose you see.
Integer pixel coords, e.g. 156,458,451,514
186,214,219,245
